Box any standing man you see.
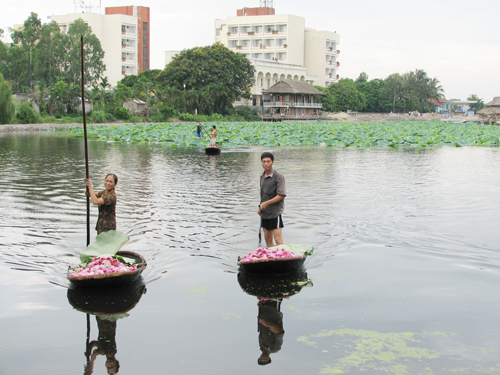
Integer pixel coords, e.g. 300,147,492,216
258,152,286,247
210,125,217,146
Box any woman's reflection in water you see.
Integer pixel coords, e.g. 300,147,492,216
257,298,285,365
84,315,122,375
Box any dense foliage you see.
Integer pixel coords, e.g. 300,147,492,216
0,72,15,124
2,13,104,93
16,100,41,124
67,121,500,149
316,70,453,114
156,44,255,115
316,79,366,112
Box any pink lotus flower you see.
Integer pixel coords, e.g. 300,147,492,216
239,247,297,263
68,256,138,277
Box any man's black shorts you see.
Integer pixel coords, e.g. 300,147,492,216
261,215,284,230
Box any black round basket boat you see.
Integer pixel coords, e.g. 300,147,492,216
67,277,146,315
67,250,147,288
205,146,222,156
237,269,311,299
238,255,306,275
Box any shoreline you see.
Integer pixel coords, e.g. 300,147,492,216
0,113,483,133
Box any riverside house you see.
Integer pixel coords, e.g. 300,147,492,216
261,80,325,121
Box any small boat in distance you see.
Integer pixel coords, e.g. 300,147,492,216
205,146,222,156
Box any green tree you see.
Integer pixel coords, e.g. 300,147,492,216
382,73,409,113
316,78,366,112
9,12,43,91
466,94,485,112
355,72,369,84
16,100,41,123
355,77,385,112
0,29,8,78
34,21,65,87
156,43,255,115
27,84,50,113
403,69,444,112
60,19,105,87
0,72,15,124
48,80,79,115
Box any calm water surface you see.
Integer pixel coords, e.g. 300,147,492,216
1,132,499,374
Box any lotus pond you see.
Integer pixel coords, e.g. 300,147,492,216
1,124,500,375
67,120,500,148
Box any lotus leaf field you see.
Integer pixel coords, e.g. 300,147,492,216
68,121,500,149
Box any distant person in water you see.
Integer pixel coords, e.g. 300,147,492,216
196,122,202,138
84,174,118,234
210,125,217,146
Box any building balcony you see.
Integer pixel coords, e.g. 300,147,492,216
261,113,322,121
263,101,322,108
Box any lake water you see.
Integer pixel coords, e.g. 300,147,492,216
1,132,500,374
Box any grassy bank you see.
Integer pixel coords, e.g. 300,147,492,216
64,120,500,149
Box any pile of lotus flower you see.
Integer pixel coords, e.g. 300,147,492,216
68,256,137,277
239,247,297,263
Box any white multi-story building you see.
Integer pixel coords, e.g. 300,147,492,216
50,6,150,87
214,5,340,106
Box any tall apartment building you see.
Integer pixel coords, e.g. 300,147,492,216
105,6,150,73
49,5,150,87
214,5,340,106
215,6,339,85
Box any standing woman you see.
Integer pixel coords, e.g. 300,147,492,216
83,174,118,234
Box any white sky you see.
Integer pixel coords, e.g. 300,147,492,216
2,0,499,102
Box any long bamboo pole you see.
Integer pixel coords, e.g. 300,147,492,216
80,35,90,246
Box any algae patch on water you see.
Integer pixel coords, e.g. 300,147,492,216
297,328,445,374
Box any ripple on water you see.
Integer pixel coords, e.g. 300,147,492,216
1,137,500,287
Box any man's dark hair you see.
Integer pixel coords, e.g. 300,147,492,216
261,152,274,161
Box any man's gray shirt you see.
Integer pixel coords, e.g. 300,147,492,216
260,169,286,219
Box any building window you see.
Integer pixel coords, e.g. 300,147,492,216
143,47,148,57
143,34,148,46
143,60,148,70
143,22,148,33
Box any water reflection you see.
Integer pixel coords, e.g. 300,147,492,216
67,279,146,374
237,270,312,366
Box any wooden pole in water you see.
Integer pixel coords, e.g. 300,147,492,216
80,35,90,246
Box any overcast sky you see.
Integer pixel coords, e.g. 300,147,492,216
2,0,499,102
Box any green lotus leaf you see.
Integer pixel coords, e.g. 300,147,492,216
80,230,130,263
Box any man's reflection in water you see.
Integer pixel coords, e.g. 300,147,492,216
257,298,285,365
84,315,123,375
